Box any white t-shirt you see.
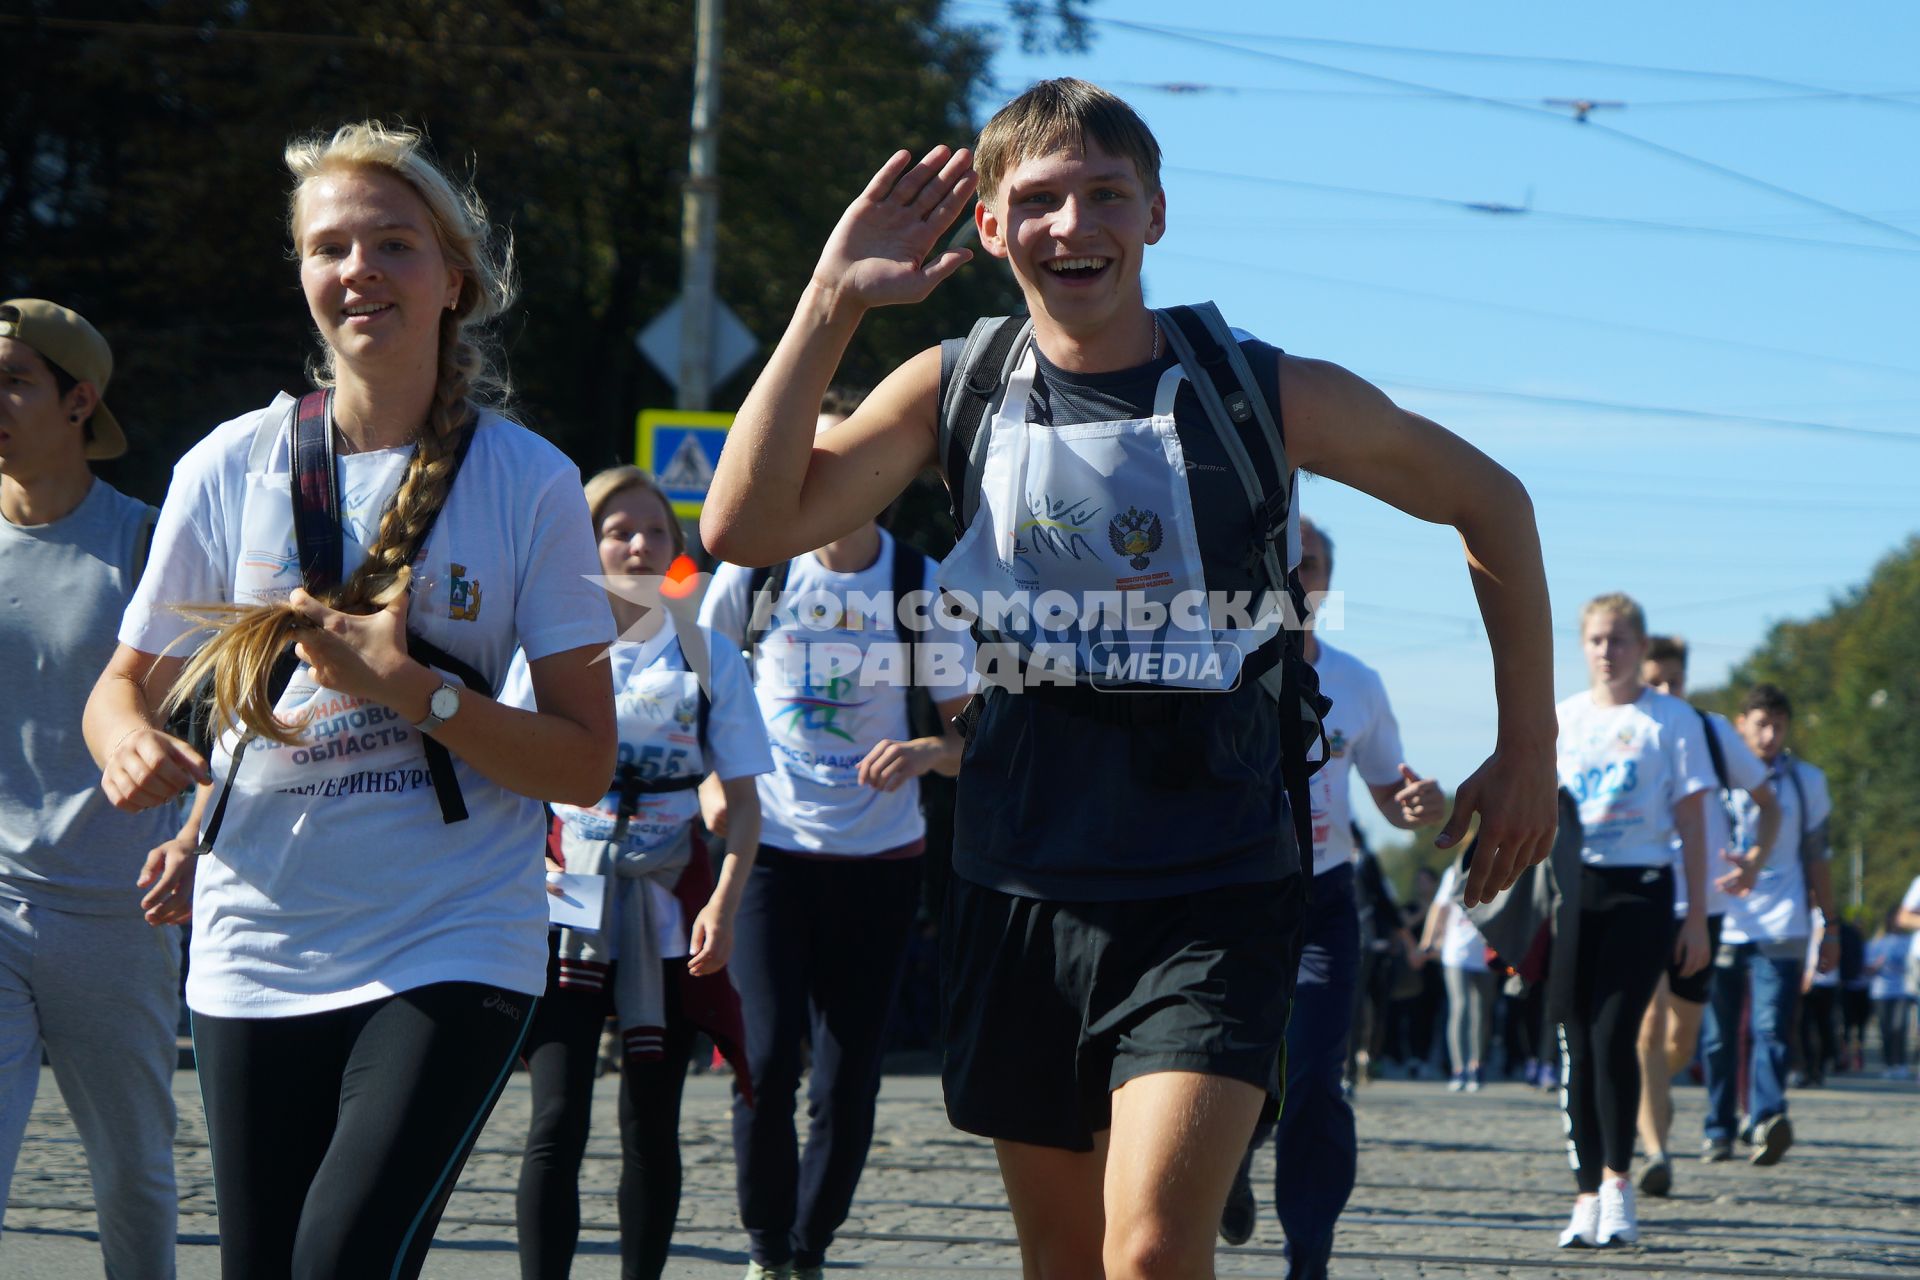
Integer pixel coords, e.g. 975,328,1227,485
1806,909,1840,988
1867,934,1913,1000
1670,708,1769,919
499,616,772,958
120,404,614,1017
1902,874,1920,917
700,530,976,856
1556,688,1713,869
1435,863,1489,972
1307,641,1405,877
1721,754,1832,945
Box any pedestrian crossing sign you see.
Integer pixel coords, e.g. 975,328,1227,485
635,409,734,517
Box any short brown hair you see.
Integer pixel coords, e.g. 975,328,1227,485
1646,634,1688,668
1581,591,1646,640
975,78,1162,208
1743,683,1793,720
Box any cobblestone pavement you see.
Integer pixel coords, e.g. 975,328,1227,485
7,1064,1917,1277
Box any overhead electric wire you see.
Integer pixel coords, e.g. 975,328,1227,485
1152,249,1920,383
1168,165,1920,260
957,4,1920,113
1081,15,1920,248
1367,375,1920,444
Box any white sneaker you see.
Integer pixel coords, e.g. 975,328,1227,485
1597,1177,1639,1246
1557,1194,1599,1248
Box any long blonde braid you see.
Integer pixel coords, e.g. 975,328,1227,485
160,122,516,746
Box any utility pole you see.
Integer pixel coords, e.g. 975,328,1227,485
677,0,723,412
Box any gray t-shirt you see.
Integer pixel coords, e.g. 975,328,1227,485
0,479,176,914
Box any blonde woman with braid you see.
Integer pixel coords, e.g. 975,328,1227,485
81,123,616,1279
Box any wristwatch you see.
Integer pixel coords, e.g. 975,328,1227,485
413,681,462,734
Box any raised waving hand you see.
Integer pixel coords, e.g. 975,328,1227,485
813,146,978,309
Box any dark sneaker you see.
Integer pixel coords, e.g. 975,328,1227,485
1639,1153,1673,1197
1751,1114,1794,1166
1219,1156,1256,1245
1701,1138,1733,1163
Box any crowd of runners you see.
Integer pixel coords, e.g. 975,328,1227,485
2,77,1916,1280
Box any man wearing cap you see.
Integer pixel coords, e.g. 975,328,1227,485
1,299,184,1276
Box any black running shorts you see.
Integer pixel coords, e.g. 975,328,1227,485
940,872,1305,1152
1667,912,1724,1004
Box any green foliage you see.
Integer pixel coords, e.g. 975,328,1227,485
1698,537,1920,919
1,0,1063,501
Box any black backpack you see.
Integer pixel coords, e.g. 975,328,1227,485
743,538,944,742
935,302,1332,859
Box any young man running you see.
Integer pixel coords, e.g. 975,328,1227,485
1702,684,1838,1167
0,299,182,1278
1634,635,1779,1197
1219,517,1443,1275
702,79,1556,1278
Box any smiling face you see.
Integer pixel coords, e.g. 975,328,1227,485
975,142,1165,339
295,166,461,378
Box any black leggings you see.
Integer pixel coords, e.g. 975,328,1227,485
193,981,535,1280
1560,865,1673,1193
517,954,695,1280
1799,985,1839,1079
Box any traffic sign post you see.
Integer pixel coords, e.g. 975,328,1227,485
635,408,734,518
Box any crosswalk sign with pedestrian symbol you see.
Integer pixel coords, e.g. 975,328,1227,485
635,409,734,517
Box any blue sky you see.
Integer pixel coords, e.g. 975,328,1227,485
968,0,1920,845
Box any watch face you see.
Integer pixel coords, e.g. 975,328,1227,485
430,685,461,721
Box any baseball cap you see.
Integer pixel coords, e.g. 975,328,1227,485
0,298,127,460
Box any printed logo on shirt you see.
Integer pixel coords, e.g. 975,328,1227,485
774,670,867,743
1014,493,1103,563
1329,728,1348,759
448,563,482,621
1108,506,1164,571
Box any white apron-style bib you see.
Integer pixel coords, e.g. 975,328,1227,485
937,344,1272,690
553,641,709,868
214,399,431,794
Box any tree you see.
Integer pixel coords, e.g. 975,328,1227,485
1699,538,1920,920
2,0,1086,501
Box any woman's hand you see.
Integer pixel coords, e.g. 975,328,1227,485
287,585,431,716
1674,911,1711,979
1434,744,1558,908
102,726,210,812
687,895,735,977
136,834,198,926
813,146,977,311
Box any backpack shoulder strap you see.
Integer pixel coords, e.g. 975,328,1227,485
938,316,1031,536
289,390,341,593
1694,705,1731,792
889,538,941,738
745,558,793,678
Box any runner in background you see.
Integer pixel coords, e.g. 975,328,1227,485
508,467,772,1280
1703,684,1838,1170
1633,634,1777,1199
1866,904,1913,1077
700,389,975,1280
1422,861,1495,1092
1553,594,1711,1249
1218,517,1443,1270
